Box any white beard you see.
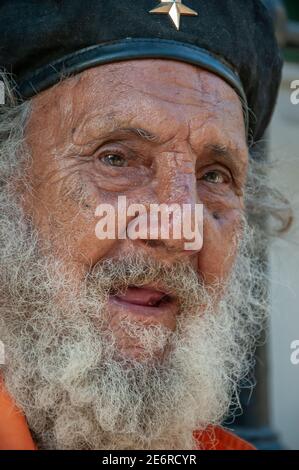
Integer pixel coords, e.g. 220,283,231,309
0,188,266,450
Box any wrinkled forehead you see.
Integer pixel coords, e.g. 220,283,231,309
30,59,247,151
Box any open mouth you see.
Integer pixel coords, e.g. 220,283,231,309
108,285,179,342
113,286,173,308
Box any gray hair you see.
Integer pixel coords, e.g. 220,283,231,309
0,73,31,184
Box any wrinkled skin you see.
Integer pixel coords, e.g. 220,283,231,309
22,59,248,359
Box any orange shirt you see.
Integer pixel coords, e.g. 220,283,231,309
0,380,254,451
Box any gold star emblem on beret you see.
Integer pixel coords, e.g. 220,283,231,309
149,0,198,30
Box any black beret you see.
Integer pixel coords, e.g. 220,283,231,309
0,0,282,142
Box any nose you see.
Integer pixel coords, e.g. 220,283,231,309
131,152,203,258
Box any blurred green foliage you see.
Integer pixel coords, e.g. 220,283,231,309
284,0,299,21
284,0,299,62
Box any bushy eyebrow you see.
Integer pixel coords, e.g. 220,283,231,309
203,143,247,167
101,126,159,143
80,117,247,172
204,143,237,160
103,130,245,162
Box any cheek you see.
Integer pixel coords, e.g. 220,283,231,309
45,201,118,272
21,159,114,271
198,207,243,285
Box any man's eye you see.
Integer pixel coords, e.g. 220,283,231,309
101,154,128,167
202,171,226,184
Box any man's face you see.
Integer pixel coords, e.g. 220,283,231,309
0,60,256,449
23,59,248,359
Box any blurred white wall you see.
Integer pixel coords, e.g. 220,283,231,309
269,62,299,450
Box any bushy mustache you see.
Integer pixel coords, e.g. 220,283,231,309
86,252,206,314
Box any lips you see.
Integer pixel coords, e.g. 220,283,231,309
114,286,170,307
108,285,179,355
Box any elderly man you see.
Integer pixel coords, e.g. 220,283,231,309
0,0,286,450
